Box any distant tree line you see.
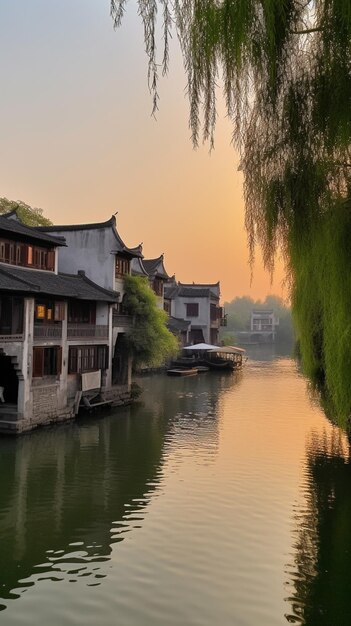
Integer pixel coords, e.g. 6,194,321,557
221,295,294,344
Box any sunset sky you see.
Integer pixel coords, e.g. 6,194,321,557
0,0,286,303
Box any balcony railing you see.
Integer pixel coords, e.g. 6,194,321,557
67,324,109,339
0,333,24,342
112,312,132,328
34,324,62,339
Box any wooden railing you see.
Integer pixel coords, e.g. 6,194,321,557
67,324,109,339
34,325,62,339
112,312,132,328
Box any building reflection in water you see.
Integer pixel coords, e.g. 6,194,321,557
285,427,351,625
0,371,239,611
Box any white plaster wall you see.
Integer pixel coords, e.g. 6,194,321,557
49,228,116,290
173,295,211,341
96,302,109,325
114,277,125,299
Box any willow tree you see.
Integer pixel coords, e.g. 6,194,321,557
112,0,351,426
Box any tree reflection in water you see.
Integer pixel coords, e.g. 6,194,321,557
0,371,237,612
285,428,351,625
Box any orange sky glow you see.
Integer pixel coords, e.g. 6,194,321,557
0,1,286,304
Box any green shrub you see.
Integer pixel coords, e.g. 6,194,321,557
123,275,179,367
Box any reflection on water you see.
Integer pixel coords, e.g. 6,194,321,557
0,373,232,616
286,429,351,625
0,356,350,625
0,407,165,609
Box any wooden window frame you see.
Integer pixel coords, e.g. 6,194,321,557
68,345,109,374
35,300,65,324
0,237,56,271
32,346,62,378
186,302,199,317
0,296,24,335
153,277,163,296
115,255,130,278
68,301,96,324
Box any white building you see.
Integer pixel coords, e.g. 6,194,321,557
131,253,170,309
0,211,127,435
250,309,279,341
164,281,224,345
38,216,144,389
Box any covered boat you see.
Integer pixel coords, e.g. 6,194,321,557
205,346,246,371
171,343,219,368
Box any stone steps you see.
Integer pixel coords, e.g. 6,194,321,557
0,411,19,422
0,420,20,434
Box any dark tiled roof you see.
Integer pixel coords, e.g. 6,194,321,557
179,281,220,289
0,265,118,302
165,281,220,299
167,316,191,332
36,216,116,232
0,215,66,246
128,244,143,258
131,257,149,277
178,287,219,298
143,255,169,279
164,285,179,299
37,215,142,258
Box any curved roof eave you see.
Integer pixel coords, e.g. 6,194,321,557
36,215,142,257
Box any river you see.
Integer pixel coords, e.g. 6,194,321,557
0,346,350,625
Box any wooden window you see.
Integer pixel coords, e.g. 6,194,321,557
35,300,65,323
33,347,44,378
210,304,218,321
186,303,199,317
33,346,62,378
0,238,56,270
115,256,130,277
68,301,96,324
68,347,78,374
3,243,10,262
28,246,33,265
20,244,27,266
54,302,65,321
47,250,55,271
97,345,109,370
36,304,46,319
68,345,109,374
0,297,24,335
153,278,163,296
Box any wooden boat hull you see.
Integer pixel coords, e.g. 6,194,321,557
167,368,198,377
204,360,242,371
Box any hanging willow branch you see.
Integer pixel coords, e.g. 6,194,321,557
111,0,351,273
111,1,351,425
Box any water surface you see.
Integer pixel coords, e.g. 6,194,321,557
0,347,350,625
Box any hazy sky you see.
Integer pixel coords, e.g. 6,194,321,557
0,0,285,302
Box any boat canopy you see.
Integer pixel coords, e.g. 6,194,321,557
183,343,219,351
208,346,246,354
